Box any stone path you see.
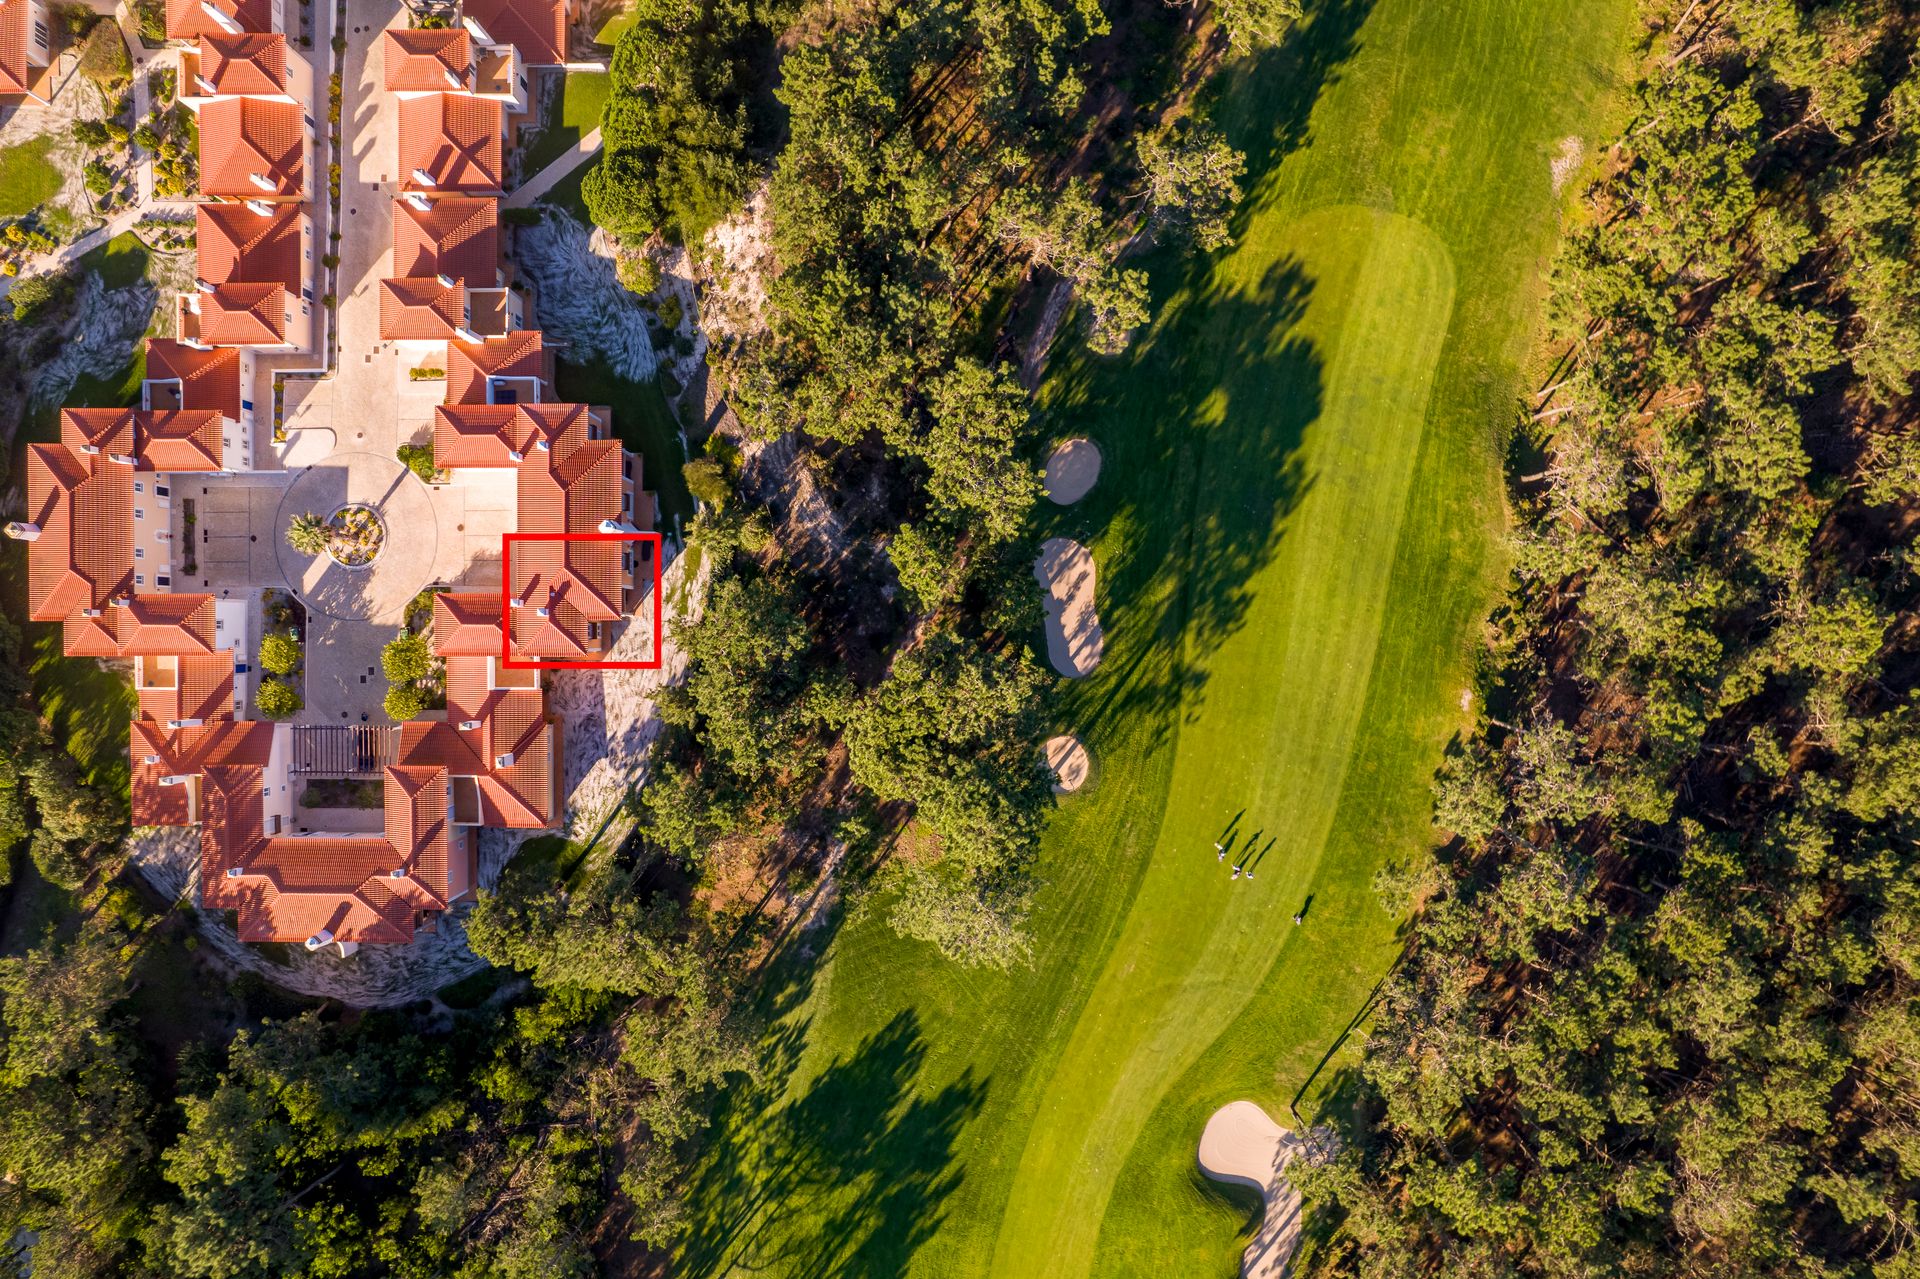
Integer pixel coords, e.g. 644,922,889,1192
505,127,603,208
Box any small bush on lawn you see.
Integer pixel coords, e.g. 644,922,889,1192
383,683,425,722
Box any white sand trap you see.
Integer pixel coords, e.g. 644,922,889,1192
1043,734,1090,793
1043,437,1102,505
1034,537,1104,677
1198,1101,1310,1279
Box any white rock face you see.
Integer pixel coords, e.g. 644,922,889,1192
513,211,659,383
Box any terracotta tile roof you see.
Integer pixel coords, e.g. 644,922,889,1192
399,660,554,827
131,719,274,827
60,408,136,458
397,93,503,193
434,402,590,467
444,330,548,403
166,0,273,39
22,444,132,622
196,202,303,288
145,341,242,421
383,28,470,91
199,97,304,198
136,653,235,726
195,32,287,94
379,276,465,340
392,196,498,282
385,765,449,903
65,593,217,657
138,409,226,471
461,0,566,65
198,282,288,344
219,836,419,944
0,0,41,100
432,592,505,655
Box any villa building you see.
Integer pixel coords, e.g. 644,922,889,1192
0,0,56,105
5,0,651,954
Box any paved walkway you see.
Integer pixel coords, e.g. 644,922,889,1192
0,199,193,301
504,127,602,208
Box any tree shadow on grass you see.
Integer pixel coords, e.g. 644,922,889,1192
677,1008,987,1279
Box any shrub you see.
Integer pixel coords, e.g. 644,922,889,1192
501,207,542,227
408,367,444,381
682,457,731,508
132,124,160,151
10,272,67,323
617,253,661,296
257,631,300,676
72,119,110,147
656,293,683,331
382,683,425,722
103,121,129,144
396,441,435,482
255,677,302,719
285,511,330,555
381,630,433,684
76,20,130,86
82,159,114,197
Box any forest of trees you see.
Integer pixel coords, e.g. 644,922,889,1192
0,0,1264,1271
1299,2,1920,1275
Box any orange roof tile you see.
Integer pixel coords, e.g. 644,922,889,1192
433,402,590,467
136,653,235,726
60,407,136,458
145,341,242,422
22,444,132,622
0,0,44,101
199,97,304,198
194,32,287,94
444,330,548,404
66,593,217,658
385,765,449,903
383,28,470,91
397,94,503,194
198,282,288,345
379,276,465,340
131,719,273,827
166,0,272,39
392,196,498,282
196,202,303,288
138,409,226,472
462,0,565,65
432,592,504,655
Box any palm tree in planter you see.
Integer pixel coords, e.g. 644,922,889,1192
287,511,331,555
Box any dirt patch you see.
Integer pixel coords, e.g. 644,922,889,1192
1043,734,1090,793
1043,436,1102,505
1550,136,1584,194
1034,537,1104,678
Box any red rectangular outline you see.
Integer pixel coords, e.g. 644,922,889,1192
499,531,665,669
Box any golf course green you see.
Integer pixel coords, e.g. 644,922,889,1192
679,0,1633,1274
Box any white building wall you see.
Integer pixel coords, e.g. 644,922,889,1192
130,472,177,590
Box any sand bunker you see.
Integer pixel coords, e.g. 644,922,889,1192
1043,734,1090,793
1043,437,1102,505
1034,537,1104,677
1198,1101,1310,1279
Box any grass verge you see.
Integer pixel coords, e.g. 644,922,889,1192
0,136,63,220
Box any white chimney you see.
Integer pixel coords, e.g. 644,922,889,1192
80,607,102,618
303,929,334,950
2,523,39,541
79,443,101,454
406,191,431,211
506,449,522,461
534,606,548,618
534,437,550,451
197,278,216,293
411,168,437,187
443,66,463,90
390,868,407,878
225,866,244,878
509,596,524,608
142,754,161,765
167,718,205,729
195,74,217,95
108,453,136,466
160,773,194,786
436,273,454,289
110,596,131,608
458,719,482,730
493,752,514,769
248,172,276,192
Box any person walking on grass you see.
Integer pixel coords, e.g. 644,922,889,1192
1215,840,1226,861
1232,865,1243,880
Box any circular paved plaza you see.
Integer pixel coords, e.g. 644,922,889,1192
274,452,438,623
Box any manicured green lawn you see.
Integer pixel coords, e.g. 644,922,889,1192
519,70,613,178
79,231,152,290
555,356,696,529
680,1,1634,1276
0,136,63,220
